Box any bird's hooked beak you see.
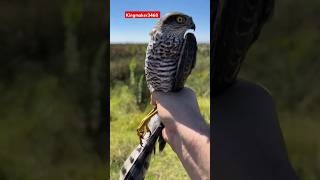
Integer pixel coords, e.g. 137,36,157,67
184,23,196,39
191,23,196,31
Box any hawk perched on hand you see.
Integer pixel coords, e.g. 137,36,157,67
120,12,197,180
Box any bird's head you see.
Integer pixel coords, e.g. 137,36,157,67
152,12,196,37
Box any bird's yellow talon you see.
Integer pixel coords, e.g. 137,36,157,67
137,107,158,143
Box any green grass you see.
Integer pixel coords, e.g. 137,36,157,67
110,44,210,179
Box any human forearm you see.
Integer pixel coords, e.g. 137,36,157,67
152,88,210,179
165,119,210,180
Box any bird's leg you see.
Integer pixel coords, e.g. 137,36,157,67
137,106,158,144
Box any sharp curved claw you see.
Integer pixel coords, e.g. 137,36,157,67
136,107,158,143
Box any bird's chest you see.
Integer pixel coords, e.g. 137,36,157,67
145,33,184,92
146,33,183,62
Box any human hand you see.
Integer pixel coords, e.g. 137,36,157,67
152,88,207,132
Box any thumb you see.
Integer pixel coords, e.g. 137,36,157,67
162,128,169,142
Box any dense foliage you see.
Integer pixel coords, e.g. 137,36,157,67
0,1,107,179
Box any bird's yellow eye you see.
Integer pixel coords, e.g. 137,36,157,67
176,16,186,23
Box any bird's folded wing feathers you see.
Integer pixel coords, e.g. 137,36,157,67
173,32,197,91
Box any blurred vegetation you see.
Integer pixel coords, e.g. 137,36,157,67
110,44,210,179
0,0,107,179
239,0,320,179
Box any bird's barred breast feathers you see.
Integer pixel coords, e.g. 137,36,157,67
145,32,183,93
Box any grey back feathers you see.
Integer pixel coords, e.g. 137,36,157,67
173,32,197,91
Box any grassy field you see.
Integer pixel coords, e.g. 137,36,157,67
110,44,210,179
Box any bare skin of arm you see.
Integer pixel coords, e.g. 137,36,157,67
151,88,210,180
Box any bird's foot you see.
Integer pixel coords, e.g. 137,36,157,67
137,107,158,145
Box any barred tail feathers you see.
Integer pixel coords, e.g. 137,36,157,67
120,115,164,180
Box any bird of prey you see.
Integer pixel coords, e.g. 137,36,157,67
120,12,197,180
212,0,274,96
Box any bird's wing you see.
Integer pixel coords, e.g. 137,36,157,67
173,32,197,91
212,0,275,96
120,115,163,180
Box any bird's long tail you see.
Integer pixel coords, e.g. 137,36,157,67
120,115,165,180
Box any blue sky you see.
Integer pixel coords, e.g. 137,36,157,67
110,0,210,43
